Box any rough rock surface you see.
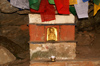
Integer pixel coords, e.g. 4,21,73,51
0,0,19,13
76,11,100,31
17,10,30,15
0,12,29,50
0,46,16,65
0,36,25,56
76,32,95,45
17,51,30,59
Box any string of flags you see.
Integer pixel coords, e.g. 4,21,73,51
8,0,100,22
74,0,88,18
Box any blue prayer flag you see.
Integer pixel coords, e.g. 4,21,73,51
82,0,89,2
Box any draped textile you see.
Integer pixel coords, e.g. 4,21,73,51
54,0,70,14
69,6,76,15
69,0,77,5
82,0,89,2
74,0,88,18
49,0,77,5
10,0,29,9
93,0,100,5
30,0,55,22
48,0,55,4
29,0,41,10
94,3,100,16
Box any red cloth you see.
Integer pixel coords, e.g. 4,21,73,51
30,0,55,22
30,0,45,13
54,0,70,14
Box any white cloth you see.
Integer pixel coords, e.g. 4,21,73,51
10,0,29,9
74,0,88,19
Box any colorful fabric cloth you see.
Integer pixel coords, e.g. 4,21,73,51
69,6,76,15
69,0,77,5
30,0,55,22
29,0,41,10
48,0,55,4
74,0,88,18
82,0,89,2
54,0,70,14
93,0,100,5
94,3,100,16
10,0,29,9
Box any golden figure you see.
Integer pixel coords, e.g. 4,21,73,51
47,27,57,41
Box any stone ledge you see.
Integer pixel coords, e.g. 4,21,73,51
29,14,75,24
30,42,76,61
30,61,96,66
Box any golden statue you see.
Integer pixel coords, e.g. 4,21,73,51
47,27,57,41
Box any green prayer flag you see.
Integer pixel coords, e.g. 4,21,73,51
93,0,100,5
69,6,76,16
48,0,55,4
29,0,41,10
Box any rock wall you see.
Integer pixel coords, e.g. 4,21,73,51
0,0,18,13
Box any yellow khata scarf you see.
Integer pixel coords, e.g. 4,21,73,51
69,0,77,5
94,3,100,16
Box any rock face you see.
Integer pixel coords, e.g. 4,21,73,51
0,46,16,65
0,12,29,51
0,36,25,56
17,10,30,15
0,0,19,13
76,32,95,45
76,11,100,31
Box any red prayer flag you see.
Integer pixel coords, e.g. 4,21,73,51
30,0,55,22
54,0,70,14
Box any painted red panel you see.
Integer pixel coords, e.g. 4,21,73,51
60,25,75,41
29,25,45,42
29,25,75,42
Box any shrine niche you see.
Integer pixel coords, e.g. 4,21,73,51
47,27,57,41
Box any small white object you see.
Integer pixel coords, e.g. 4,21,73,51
51,56,56,62
51,56,55,58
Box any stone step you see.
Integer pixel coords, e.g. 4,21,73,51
30,60,100,66
30,42,76,61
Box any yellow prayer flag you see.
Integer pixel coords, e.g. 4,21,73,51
69,0,77,5
94,3,100,16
